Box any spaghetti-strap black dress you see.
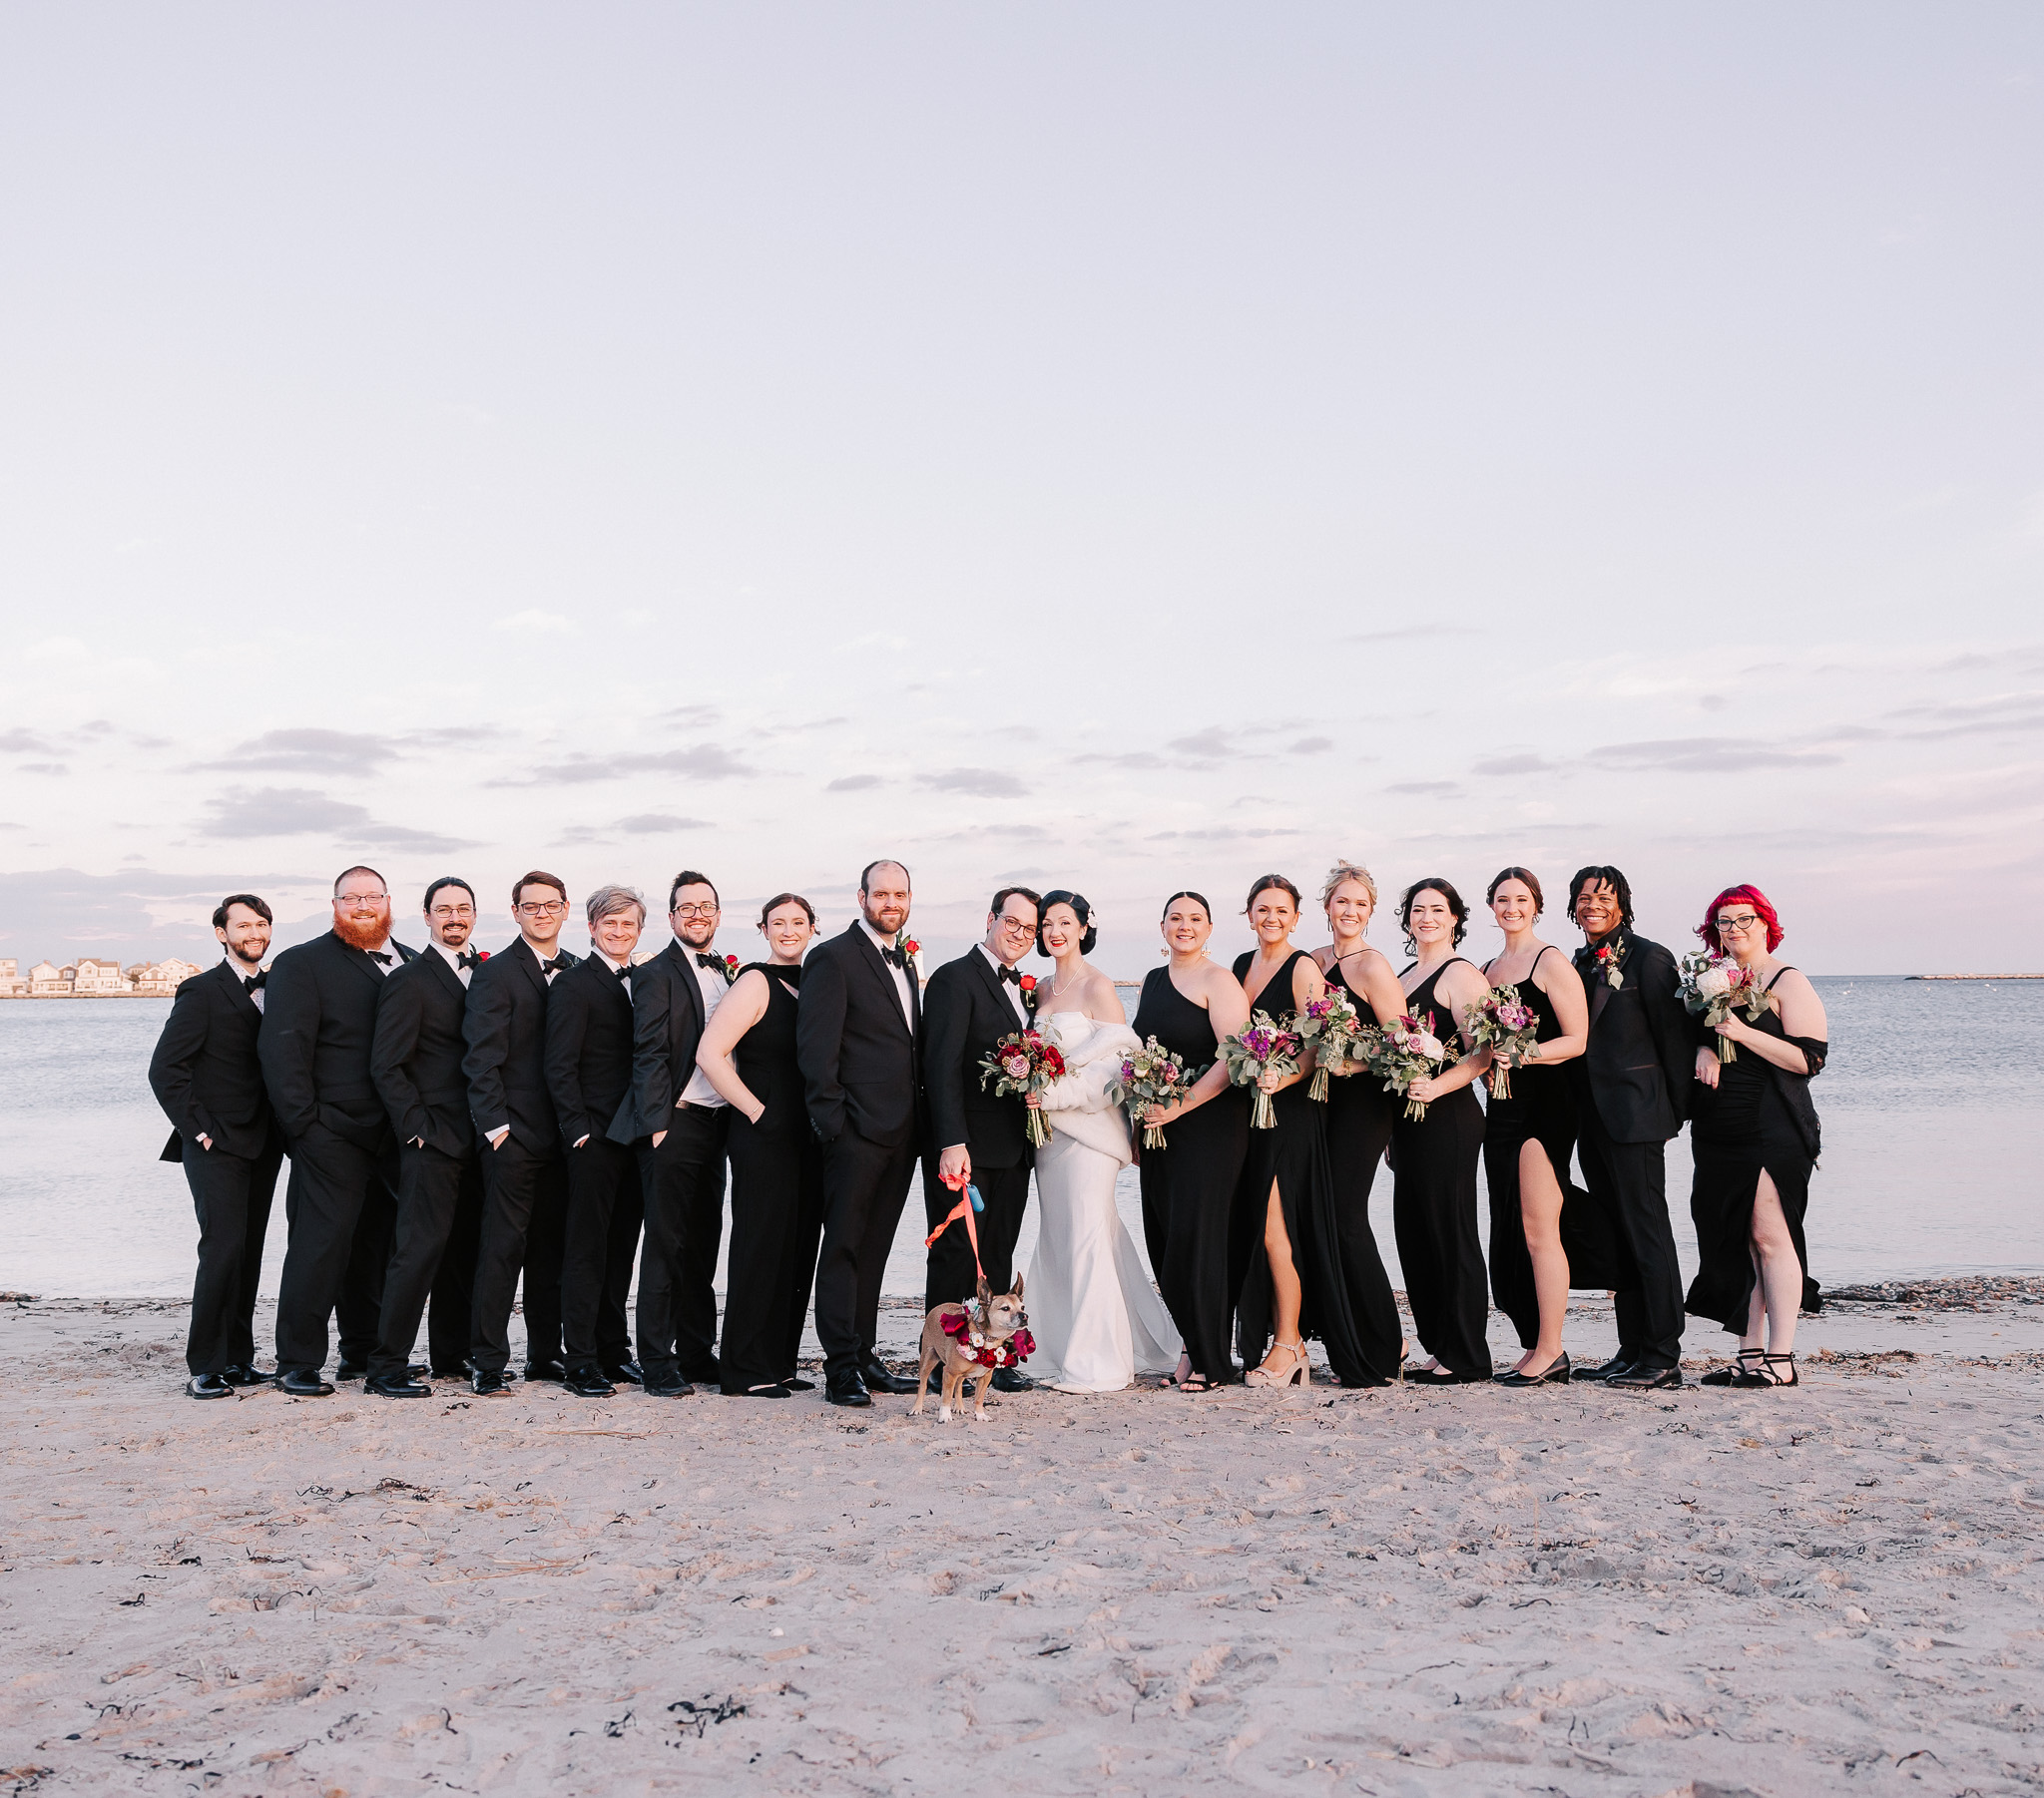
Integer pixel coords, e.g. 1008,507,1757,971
1685,966,1826,1331
1132,965,1250,1384
1318,955,1405,1376
720,962,826,1391
1480,945,1611,1350
1390,958,1491,1379
1229,949,1394,1386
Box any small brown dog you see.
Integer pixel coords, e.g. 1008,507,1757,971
913,1273,1032,1422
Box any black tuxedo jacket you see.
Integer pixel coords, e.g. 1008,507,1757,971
462,940,577,1154
370,947,476,1158
795,923,921,1149
922,947,1034,1170
1570,928,1693,1143
611,940,712,1143
259,930,419,1150
150,959,277,1161
547,951,638,1147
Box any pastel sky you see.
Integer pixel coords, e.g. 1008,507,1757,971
2,5,2039,976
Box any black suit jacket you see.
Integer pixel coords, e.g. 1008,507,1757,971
370,947,476,1157
1570,929,1693,1143
922,947,1034,1170
547,952,639,1147
149,960,277,1161
795,923,921,1149
462,940,576,1153
259,930,419,1150
610,940,711,1143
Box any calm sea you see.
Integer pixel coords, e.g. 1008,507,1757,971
1,978,2038,1300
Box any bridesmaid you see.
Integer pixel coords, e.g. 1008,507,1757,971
1686,884,1827,1389
695,894,824,1397
1310,860,1410,1377
1231,875,1389,1388
1478,868,1590,1385
1392,877,1495,1384
1132,891,1251,1391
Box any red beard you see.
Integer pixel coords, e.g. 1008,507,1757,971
333,912,391,952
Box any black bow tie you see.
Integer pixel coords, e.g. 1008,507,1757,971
996,964,1022,986
696,952,724,972
881,947,907,970
243,970,266,992
367,950,392,966
615,963,633,982
456,950,481,970
539,955,561,974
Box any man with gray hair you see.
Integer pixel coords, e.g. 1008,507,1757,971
544,884,651,1397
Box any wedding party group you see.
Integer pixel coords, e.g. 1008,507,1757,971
146,853,1828,1409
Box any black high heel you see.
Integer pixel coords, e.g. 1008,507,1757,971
1704,1348,1765,1387
1495,1351,1570,1389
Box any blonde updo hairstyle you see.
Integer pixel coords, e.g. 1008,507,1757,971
1320,859,1379,910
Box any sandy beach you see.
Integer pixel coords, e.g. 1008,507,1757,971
4,1284,2042,1796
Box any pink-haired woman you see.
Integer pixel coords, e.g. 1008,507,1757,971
1686,884,1828,1389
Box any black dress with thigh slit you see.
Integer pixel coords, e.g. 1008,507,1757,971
1132,966,1249,1384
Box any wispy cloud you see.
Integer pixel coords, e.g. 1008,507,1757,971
1471,753,1558,776
199,728,405,774
617,813,713,834
1289,736,1333,755
199,786,477,853
1387,780,1460,795
918,768,1028,798
1,729,57,754
1592,736,1843,773
492,608,576,636
487,745,754,787
827,774,886,792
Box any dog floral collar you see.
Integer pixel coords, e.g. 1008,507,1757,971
939,1310,1037,1370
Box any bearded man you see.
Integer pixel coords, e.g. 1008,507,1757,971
259,865,419,1396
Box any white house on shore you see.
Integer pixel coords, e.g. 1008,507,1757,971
4,955,206,997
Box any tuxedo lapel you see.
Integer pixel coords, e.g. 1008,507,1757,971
210,958,259,1021
848,924,912,1040
665,941,706,1031
421,946,467,1007
507,939,547,1003
333,932,387,990
967,946,1019,1029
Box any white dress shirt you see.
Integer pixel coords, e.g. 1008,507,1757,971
364,937,401,975
863,920,916,1034
679,949,730,1110
593,946,631,1000
227,957,265,1012
528,939,562,983
431,939,474,989
978,942,1030,1026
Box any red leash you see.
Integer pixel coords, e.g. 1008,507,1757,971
922,1180,985,1280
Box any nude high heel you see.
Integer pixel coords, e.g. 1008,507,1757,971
1246,1339,1308,1388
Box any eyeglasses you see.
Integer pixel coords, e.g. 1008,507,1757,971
516,900,570,917
671,903,720,920
1716,913,1761,933
336,892,387,906
996,913,1036,934
428,905,475,919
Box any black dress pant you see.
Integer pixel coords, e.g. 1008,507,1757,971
722,1119,824,1391
427,1162,483,1373
920,1154,1030,1311
469,1136,568,1375
635,1105,728,1383
274,1125,398,1376
368,1141,479,1382
1575,1106,1685,1369
182,1138,282,1375
813,1127,918,1383
562,1135,643,1372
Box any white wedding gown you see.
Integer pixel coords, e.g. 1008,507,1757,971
1028,1011,1183,1392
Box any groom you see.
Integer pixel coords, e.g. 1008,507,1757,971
920,886,1042,1394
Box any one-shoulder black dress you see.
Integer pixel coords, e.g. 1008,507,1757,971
720,962,826,1391
1686,967,1826,1331
1132,965,1250,1384
1390,958,1491,1379
1321,956,1405,1375
1480,945,1612,1350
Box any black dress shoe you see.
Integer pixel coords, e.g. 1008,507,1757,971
1609,1363,1684,1390
1495,1352,1571,1388
860,1358,916,1395
643,1375,696,1397
430,1359,473,1380
523,1359,567,1383
825,1374,873,1408
680,1362,722,1386
334,1362,368,1381
366,1373,432,1399
1576,1356,1636,1383
990,1367,1033,1394
187,1372,233,1400
739,1383,791,1398
781,1375,815,1392
563,1367,617,1398
274,1370,334,1398
602,1360,645,1387
471,1370,512,1397
220,1363,270,1387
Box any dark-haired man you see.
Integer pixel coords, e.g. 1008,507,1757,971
260,867,418,1396
795,859,923,1407
1567,865,1695,1390
920,886,1042,1393
463,870,578,1395
363,877,486,1397
609,871,729,1396
149,893,284,1398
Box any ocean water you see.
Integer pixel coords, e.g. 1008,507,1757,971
1,978,2038,1301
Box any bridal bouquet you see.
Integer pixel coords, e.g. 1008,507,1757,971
1369,1009,1456,1122
1295,990,1376,1103
1221,1011,1303,1130
1106,1036,1196,1149
1679,950,1766,1063
1462,985,1540,1100
979,1029,1068,1146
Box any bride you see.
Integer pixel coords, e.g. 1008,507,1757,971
1025,891,1184,1393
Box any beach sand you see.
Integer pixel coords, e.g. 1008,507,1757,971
4,1284,2042,1796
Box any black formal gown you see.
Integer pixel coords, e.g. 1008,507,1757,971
1480,946,1615,1350
1390,958,1491,1379
721,963,827,1392
1132,966,1249,1384
1320,957,1406,1376
1230,950,1395,1386
1685,967,1826,1331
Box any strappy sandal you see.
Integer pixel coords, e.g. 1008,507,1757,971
1246,1340,1309,1388
1760,1352,1798,1388
1704,1348,1766,1387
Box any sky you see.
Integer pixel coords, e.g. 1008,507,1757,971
1,4,2040,977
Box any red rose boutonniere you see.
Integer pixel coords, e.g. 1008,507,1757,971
1018,973,1038,1011
720,953,742,985
476,949,490,961
1594,940,1627,991
896,933,923,979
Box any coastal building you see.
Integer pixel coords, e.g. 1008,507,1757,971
27,961,71,996
130,957,204,994
0,959,19,998
72,957,129,996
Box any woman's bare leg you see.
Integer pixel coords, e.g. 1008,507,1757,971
1260,1178,1302,1370
1749,1170,1800,1367
1514,1138,1568,1374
